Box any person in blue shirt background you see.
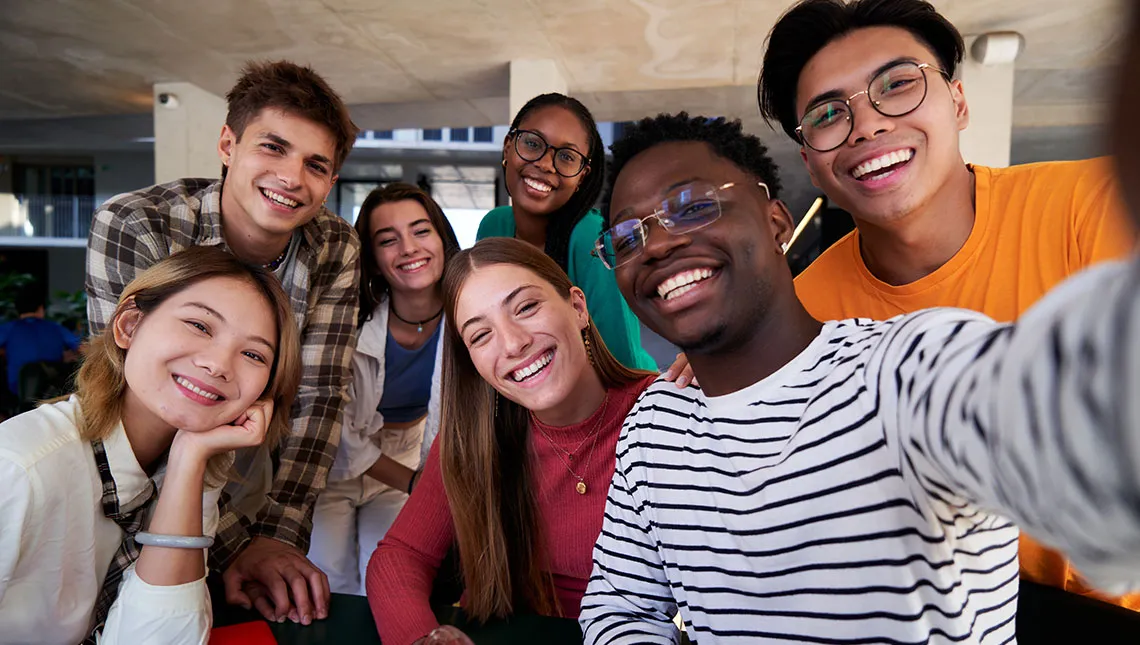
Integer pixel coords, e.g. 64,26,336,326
0,283,80,399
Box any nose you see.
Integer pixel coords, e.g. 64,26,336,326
531,147,558,174
847,93,895,146
195,344,234,382
640,216,688,262
397,234,419,256
499,319,533,359
275,155,304,188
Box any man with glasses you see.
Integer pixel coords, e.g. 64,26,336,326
579,111,1140,644
757,0,1137,609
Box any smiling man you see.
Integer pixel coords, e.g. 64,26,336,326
578,113,1140,643
86,60,360,626
757,0,1137,609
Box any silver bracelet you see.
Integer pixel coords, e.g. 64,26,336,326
134,531,214,549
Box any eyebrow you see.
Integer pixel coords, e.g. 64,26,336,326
261,131,333,167
612,176,705,224
373,218,432,238
530,128,585,154
184,302,276,352
803,56,920,110
459,284,540,334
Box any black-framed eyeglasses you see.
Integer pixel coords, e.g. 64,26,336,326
509,129,589,178
593,180,770,270
795,61,949,153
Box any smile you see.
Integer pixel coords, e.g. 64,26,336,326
511,349,554,382
174,375,224,402
398,258,429,272
260,188,301,209
523,177,554,194
656,268,716,301
851,149,914,180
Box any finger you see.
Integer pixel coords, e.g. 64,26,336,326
284,567,315,625
264,573,294,622
252,594,277,622
223,570,252,610
307,565,331,619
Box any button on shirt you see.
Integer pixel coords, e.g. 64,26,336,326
0,397,219,645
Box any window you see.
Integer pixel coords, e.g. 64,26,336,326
375,130,394,140
473,126,494,143
423,128,443,141
449,128,470,142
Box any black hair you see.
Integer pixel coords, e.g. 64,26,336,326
14,282,44,316
603,113,783,228
354,182,462,327
504,93,606,271
758,0,965,140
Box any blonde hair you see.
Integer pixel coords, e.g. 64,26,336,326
76,246,302,483
438,237,653,621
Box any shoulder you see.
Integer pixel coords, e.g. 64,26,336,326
477,206,514,239
794,230,861,311
306,209,361,269
0,398,84,471
981,158,1116,200
567,210,606,272
94,178,214,224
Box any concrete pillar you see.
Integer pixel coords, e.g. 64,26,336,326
509,59,568,123
153,82,227,184
958,34,1022,168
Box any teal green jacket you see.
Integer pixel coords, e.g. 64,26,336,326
476,206,659,371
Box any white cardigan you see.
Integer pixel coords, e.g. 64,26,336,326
329,297,444,482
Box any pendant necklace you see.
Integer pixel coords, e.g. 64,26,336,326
390,302,443,333
533,393,609,495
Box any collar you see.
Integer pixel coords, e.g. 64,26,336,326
98,419,156,513
356,295,391,360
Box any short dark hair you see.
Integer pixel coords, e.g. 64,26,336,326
758,0,965,140
603,113,783,228
354,182,461,327
504,93,606,271
14,282,44,315
225,60,359,173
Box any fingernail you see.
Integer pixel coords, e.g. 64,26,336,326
277,616,286,623
661,370,673,380
302,615,311,625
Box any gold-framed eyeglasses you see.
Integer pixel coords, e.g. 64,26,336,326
795,61,949,153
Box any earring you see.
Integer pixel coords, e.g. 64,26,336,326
501,159,507,168
582,328,595,367
780,242,790,255
493,392,499,419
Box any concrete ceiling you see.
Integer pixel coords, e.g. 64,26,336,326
2,0,1129,131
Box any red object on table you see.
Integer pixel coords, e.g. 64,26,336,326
209,621,277,644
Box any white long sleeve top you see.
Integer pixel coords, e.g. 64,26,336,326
0,397,218,645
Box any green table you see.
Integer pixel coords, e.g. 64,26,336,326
213,592,584,645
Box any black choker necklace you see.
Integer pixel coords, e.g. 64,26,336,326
390,302,443,333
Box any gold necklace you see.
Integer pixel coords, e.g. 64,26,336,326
533,393,609,495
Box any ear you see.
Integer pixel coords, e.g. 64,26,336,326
218,124,237,169
501,133,513,163
950,79,970,131
112,300,143,351
768,199,796,253
568,286,590,330
799,147,821,189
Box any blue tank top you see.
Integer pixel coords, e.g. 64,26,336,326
378,323,441,423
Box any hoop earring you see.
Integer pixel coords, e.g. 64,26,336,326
369,277,386,300
501,158,507,168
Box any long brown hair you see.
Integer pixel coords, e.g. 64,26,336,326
75,246,302,484
353,182,462,327
438,237,650,621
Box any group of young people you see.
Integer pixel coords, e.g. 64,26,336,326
1,0,1139,644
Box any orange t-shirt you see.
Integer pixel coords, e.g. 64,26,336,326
795,157,1139,610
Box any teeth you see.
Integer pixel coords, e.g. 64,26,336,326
656,268,714,300
523,177,553,193
400,259,428,271
511,350,554,382
262,189,299,208
852,149,914,179
176,376,221,401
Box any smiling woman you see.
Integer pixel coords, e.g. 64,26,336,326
365,237,655,645
0,246,302,645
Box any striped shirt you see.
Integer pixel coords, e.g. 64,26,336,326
86,178,361,567
581,259,1140,644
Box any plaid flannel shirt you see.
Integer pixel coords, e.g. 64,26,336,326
85,178,360,570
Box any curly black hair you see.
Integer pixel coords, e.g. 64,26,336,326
603,113,783,228
758,0,965,141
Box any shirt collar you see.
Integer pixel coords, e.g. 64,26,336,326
100,421,157,512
